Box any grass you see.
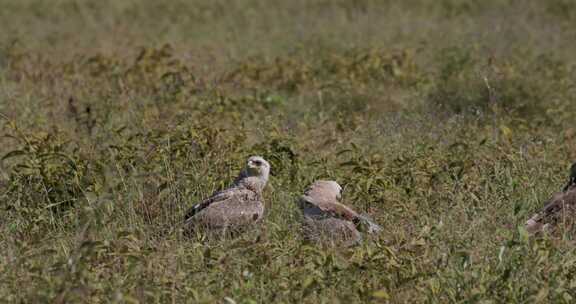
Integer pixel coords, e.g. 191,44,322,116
1,0,576,302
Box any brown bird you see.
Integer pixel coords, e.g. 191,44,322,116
183,156,270,237
297,180,382,247
525,163,576,235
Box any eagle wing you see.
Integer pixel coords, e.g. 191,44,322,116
184,188,236,221
300,195,359,221
185,187,264,230
526,188,576,234
300,195,383,234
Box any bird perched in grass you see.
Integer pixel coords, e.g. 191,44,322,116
297,180,382,247
183,156,270,237
525,163,576,235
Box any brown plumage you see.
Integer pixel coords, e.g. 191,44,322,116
183,156,270,237
297,180,382,247
525,163,576,235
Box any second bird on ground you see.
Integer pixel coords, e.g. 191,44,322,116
297,180,382,247
525,163,576,235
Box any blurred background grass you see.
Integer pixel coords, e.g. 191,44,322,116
1,0,576,302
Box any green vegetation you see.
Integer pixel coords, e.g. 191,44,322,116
1,0,576,302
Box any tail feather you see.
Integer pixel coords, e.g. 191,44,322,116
525,217,542,235
525,211,553,235
357,214,383,234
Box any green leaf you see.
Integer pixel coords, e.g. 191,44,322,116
372,289,390,299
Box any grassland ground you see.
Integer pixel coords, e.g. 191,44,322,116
1,1,576,302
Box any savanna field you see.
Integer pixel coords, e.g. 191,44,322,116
2,1,576,302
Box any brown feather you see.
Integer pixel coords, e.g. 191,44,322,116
184,187,264,233
298,180,381,246
311,199,359,222
182,156,269,237
526,184,576,234
302,217,362,247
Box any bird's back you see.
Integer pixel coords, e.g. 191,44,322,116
526,185,576,234
184,187,264,235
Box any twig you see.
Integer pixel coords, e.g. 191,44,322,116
483,69,499,143
0,112,10,121
483,76,495,142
